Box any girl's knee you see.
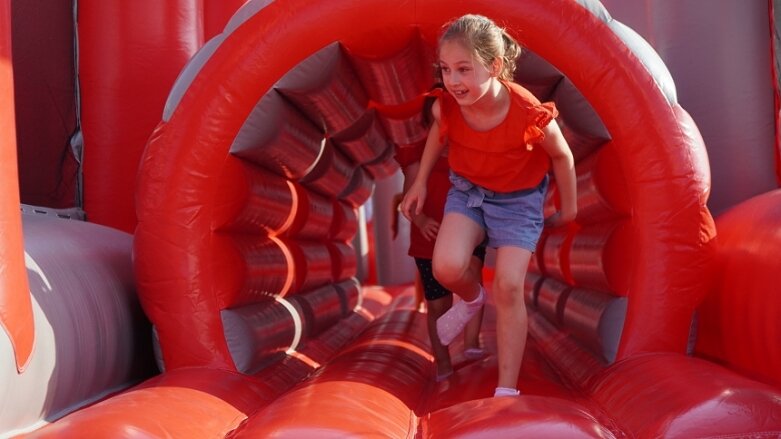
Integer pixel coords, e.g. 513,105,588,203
432,257,469,286
492,276,524,306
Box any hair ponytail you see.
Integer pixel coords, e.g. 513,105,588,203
499,30,522,81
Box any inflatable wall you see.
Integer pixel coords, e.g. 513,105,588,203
1,0,780,437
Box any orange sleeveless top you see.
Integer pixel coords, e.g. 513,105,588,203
436,81,558,192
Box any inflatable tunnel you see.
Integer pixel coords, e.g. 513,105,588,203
136,0,714,371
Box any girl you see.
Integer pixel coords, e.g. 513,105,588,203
394,88,488,382
401,14,577,397
397,157,487,381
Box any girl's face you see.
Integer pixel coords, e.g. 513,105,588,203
438,39,495,106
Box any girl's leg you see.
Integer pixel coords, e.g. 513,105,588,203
493,246,533,392
432,213,486,345
462,255,485,355
432,213,485,301
426,295,454,379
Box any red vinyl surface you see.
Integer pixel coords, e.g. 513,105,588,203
0,0,34,373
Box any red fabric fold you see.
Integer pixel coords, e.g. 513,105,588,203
523,102,559,148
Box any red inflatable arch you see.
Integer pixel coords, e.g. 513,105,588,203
135,0,714,371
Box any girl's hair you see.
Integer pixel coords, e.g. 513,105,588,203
439,14,521,81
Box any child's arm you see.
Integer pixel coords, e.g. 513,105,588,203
400,158,441,242
540,121,577,227
390,192,404,239
401,161,422,193
401,101,447,219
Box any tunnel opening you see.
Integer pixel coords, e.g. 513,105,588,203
135,0,713,381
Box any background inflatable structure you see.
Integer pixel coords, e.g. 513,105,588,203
2,0,781,437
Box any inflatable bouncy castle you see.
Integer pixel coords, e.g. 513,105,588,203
2,0,781,437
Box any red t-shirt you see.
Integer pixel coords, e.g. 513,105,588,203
437,81,558,192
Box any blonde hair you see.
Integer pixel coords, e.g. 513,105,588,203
439,14,521,81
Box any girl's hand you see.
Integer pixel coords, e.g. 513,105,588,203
401,182,427,221
413,215,440,241
544,210,576,229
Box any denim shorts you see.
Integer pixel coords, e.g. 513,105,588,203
444,172,548,251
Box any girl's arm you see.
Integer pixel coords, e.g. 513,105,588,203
401,101,447,219
540,121,577,226
401,161,440,241
401,161,421,193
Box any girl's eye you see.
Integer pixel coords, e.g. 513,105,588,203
441,67,450,73
459,68,470,73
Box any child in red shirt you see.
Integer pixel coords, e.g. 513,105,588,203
395,96,486,381
402,14,577,397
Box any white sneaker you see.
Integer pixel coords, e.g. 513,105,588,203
436,287,485,346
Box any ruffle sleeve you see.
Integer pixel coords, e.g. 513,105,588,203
523,101,559,148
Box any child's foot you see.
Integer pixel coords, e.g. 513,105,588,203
436,287,485,346
494,387,521,397
463,347,486,360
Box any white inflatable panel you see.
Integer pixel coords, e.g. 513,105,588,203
0,213,151,436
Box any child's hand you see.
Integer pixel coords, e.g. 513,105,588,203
401,182,427,221
413,215,440,241
544,210,576,228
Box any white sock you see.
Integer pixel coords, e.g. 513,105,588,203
436,286,484,346
494,387,520,397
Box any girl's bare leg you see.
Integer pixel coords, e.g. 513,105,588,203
463,255,485,355
432,213,484,301
493,246,532,392
431,213,485,345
